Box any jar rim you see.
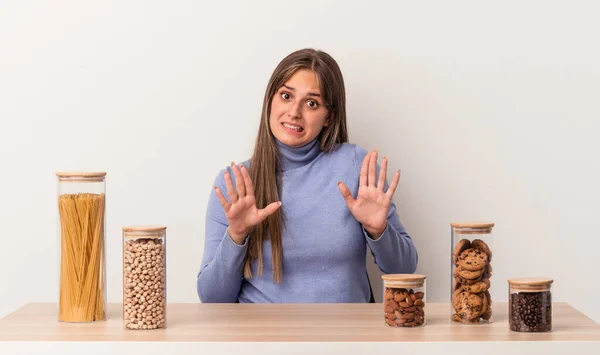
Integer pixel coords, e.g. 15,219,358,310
123,226,167,232
381,273,426,283
56,172,106,182
508,277,553,287
123,226,167,238
451,222,495,229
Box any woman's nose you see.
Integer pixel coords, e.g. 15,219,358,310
288,100,302,118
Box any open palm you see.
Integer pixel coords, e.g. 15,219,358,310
214,162,281,244
338,151,401,239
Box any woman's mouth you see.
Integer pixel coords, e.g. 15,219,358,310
282,122,304,134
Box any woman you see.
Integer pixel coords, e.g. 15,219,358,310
197,48,418,303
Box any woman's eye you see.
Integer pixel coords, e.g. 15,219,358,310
307,100,319,109
281,92,291,100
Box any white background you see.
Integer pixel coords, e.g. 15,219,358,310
1,0,598,323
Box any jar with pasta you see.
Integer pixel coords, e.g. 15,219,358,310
122,226,167,330
56,172,107,322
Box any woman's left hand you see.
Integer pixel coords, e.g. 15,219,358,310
337,150,401,240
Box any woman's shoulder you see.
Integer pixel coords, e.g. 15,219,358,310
325,143,369,166
211,158,252,187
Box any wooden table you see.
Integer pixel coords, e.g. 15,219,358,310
1,302,599,354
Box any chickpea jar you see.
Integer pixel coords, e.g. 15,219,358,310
451,222,494,324
56,172,107,323
122,226,167,330
508,278,553,333
382,274,426,327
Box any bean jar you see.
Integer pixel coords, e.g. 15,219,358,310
508,278,553,332
451,222,494,324
382,274,426,327
56,172,107,322
122,226,167,330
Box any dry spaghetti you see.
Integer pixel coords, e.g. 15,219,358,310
58,193,106,322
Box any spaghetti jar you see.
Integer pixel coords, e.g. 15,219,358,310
382,274,426,327
56,172,107,322
123,226,167,330
451,222,494,324
508,278,553,332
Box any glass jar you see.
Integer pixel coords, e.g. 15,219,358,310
56,172,107,322
123,226,167,330
508,278,553,332
382,274,426,327
451,222,494,324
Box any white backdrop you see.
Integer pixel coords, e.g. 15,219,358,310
1,0,599,322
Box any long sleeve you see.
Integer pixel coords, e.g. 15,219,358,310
354,146,419,274
196,168,248,303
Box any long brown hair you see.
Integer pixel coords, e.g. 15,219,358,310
244,48,349,282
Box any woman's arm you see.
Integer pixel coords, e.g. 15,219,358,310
351,145,418,274
363,200,418,274
196,168,247,303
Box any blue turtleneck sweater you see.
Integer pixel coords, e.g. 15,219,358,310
197,139,418,303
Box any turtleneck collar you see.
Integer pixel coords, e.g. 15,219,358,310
276,138,321,172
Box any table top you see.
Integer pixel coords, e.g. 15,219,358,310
1,302,599,342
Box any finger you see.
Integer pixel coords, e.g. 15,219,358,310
257,201,282,221
385,170,401,198
337,181,356,210
378,156,388,192
240,164,254,197
214,187,231,213
368,150,377,188
224,170,238,203
359,152,369,187
231,162,246,197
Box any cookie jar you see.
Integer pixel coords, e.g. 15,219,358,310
382,274,426,327
56,172,107,322
451,222,494,324
508,278,553,332
123,226,167,330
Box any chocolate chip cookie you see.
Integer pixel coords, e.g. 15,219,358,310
458,248,489,271
485,290,492,305
456,292,486,321
484,262,493,278
460,278,490,293
452,289,463,311
453,269,483,284
453,239,471,264
472,239,492,262
455,266,484,280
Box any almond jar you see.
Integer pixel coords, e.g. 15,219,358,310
123,226,167,330
382,274,426,327
508,278,553,332
451,222,494,324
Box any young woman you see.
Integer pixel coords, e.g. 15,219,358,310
197,48,418,303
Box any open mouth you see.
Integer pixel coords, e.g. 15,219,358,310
282,122,304,134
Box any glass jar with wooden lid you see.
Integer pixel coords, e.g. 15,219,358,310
508,277,553,332
451,222,494,324
56,172,107,323
122,226,167,330
382,274,426,327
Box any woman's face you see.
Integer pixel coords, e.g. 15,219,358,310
269,70,329,148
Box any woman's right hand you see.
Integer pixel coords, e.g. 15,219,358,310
214,162,282,245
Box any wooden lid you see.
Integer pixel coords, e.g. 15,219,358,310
451,222,495,229
123,226,167,232
123,226,167,238
56,172,106,182
381,274,426,286
508,277,553,292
